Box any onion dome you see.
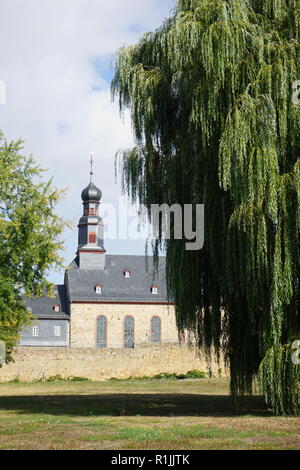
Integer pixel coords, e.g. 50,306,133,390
81,182,102,202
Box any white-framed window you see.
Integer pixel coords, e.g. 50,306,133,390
32,325,39,337
151,285,158,294
53,304,60,312
124,270,130,278
54,325,61,337
95,284,102,294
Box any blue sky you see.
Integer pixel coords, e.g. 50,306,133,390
0,0,176,284
90,55,115,88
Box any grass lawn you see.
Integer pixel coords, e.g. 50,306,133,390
0,377,299,450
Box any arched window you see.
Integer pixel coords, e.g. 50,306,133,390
151,316,161,343
124,316,134,348
179,330,186,343
97,316,107,348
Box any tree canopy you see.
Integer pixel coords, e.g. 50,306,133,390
0,132,65,362
112,0,300,415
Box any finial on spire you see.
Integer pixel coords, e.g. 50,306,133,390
90,151,94,182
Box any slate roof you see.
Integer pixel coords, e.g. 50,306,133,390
24,285,69,319
66,254,171,303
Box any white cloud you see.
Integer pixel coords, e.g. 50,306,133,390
0,0,175,282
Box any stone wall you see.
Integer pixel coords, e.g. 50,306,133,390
0,344,223,382
70,303,179,348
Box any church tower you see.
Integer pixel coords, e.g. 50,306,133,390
77,157,106,270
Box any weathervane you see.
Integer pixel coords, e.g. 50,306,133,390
90,151,94,182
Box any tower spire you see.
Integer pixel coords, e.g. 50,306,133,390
90,152,94,182
78,164,105,270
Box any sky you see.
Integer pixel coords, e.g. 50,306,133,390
0,0,176,284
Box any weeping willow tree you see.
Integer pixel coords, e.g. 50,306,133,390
112,0,300,415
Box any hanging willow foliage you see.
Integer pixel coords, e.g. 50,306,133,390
112,0,300,415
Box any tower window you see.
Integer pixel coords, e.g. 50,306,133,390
151,285,158,294
89,232,96,243
90,208,95,215
95,284,102,294
124,270,130,278
84,207,88,215
32,325,39,337
53,304,60,312
54,325,61,337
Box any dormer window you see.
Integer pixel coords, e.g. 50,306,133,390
124,270,130,278
95,284,102,294
53,304,60,312
151,285,158,295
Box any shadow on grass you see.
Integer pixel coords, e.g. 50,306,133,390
0,394,270,417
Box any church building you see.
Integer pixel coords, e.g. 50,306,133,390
20,177,180,349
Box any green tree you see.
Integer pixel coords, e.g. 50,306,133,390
112,0,300,415
0,132,65,362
